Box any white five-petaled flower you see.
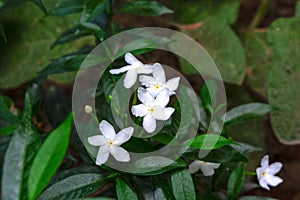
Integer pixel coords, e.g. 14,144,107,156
88,120,133,166
256,155,283,190
109,53,153,88
131,88,175,133
189,160,221,176
139,63,180,97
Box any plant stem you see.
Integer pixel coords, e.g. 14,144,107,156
245,171,257,176
249,0,271,30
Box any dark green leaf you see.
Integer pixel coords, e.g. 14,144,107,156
154,178,175,200
171,169,196,200
116,178,138,200
1,93,41,200
78,22,105,41
51,27,89,48
180,19,246,85
38,173,107,200
0,124,17,136
170,0,239,24
49,0,84,16
30,0,47,14
117,1,173,16
267,17,300,143
83,198,115,200
185,134,235,150
200,79,217,114
228,165,245,200
28,113,73,200
204,146,248,163
225,103,272,126
0,95,20,124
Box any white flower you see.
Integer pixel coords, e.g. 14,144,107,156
109,53,153,88
256,155,283,190
88,120,133,165
131,88,175,133
139,63,180,97
189,160,221,176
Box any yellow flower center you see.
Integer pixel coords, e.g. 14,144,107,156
155,84,161,90
148,107,155,113
262,171,267,177
108,140,114,146
203,161,207,165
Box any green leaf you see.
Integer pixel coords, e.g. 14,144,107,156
228,165,245,200
238,197,277,200
267,17,300,143
83,198,115,200
200,79,217,114
185,134,235,150
170,0,239,24
225,103,272,126
181,19,246,85
38,173,107,200
78,22,105,41
171,169,196,200
1,93,41,200
30,0,48,14
0,95,20,124
0,124,18,136
204,146,248,163
154,178,175,200
28,113,73,200
51,27,89,48
49,0,84,16
116,178,138,200
117,1,173,16
241,31,272,97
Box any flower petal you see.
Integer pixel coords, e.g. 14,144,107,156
188,160,202,174
256,167,264,180
95,145,109,165
152,106,174,121
266,175,283,187
143,113,156,133
165,77,180,91
139,75,154,85
109,145,130,162
88,135,107,146
124,70,137,89
131,104,149,117
261,155,269,168
137,87,155,105
267,162,283,175
138,65,153,74
114,127,134,145
200,165,215,176
99,120,116,140
152,63,166,83
258,177,270,190
207,162,221,169
145,86,161,97
109,65,132,74
153,89,170,107
125,52,143,66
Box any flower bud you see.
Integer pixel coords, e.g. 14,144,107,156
84,105,93,114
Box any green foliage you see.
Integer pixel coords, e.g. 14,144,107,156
267,16,300,143
171,169,196,200
116,178,138,200
186,134,235,150
28,113,73,200
228,164,245,200
117,1,173,16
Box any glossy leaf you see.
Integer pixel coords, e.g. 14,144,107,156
267,17,300,143
116,178,138,200
185,134,235,150
1,93,41,200
117,1,173,16
238,197,277,200
200,79,217,114
0,124,17,136
38,173,107,200
0,95,20,124
30,0,47,14
171,169,196,200
228,165,245,200
225,103,272,126
28,113,73,200
181,19,246,85
48,0,84,16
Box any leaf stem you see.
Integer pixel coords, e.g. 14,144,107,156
249,0,271,30
245,171,257,176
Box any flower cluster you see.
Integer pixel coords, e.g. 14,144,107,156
110,53,180,133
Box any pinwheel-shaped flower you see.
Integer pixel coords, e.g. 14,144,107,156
88,120,133,165
131,88,175,133
139,63,180,97
109,53,153,88
189,160,221,176
256,155,283,190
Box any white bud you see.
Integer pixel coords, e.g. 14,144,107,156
84,105,93,114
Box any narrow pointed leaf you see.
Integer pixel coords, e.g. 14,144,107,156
116,178,138,200
171,169,196,200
